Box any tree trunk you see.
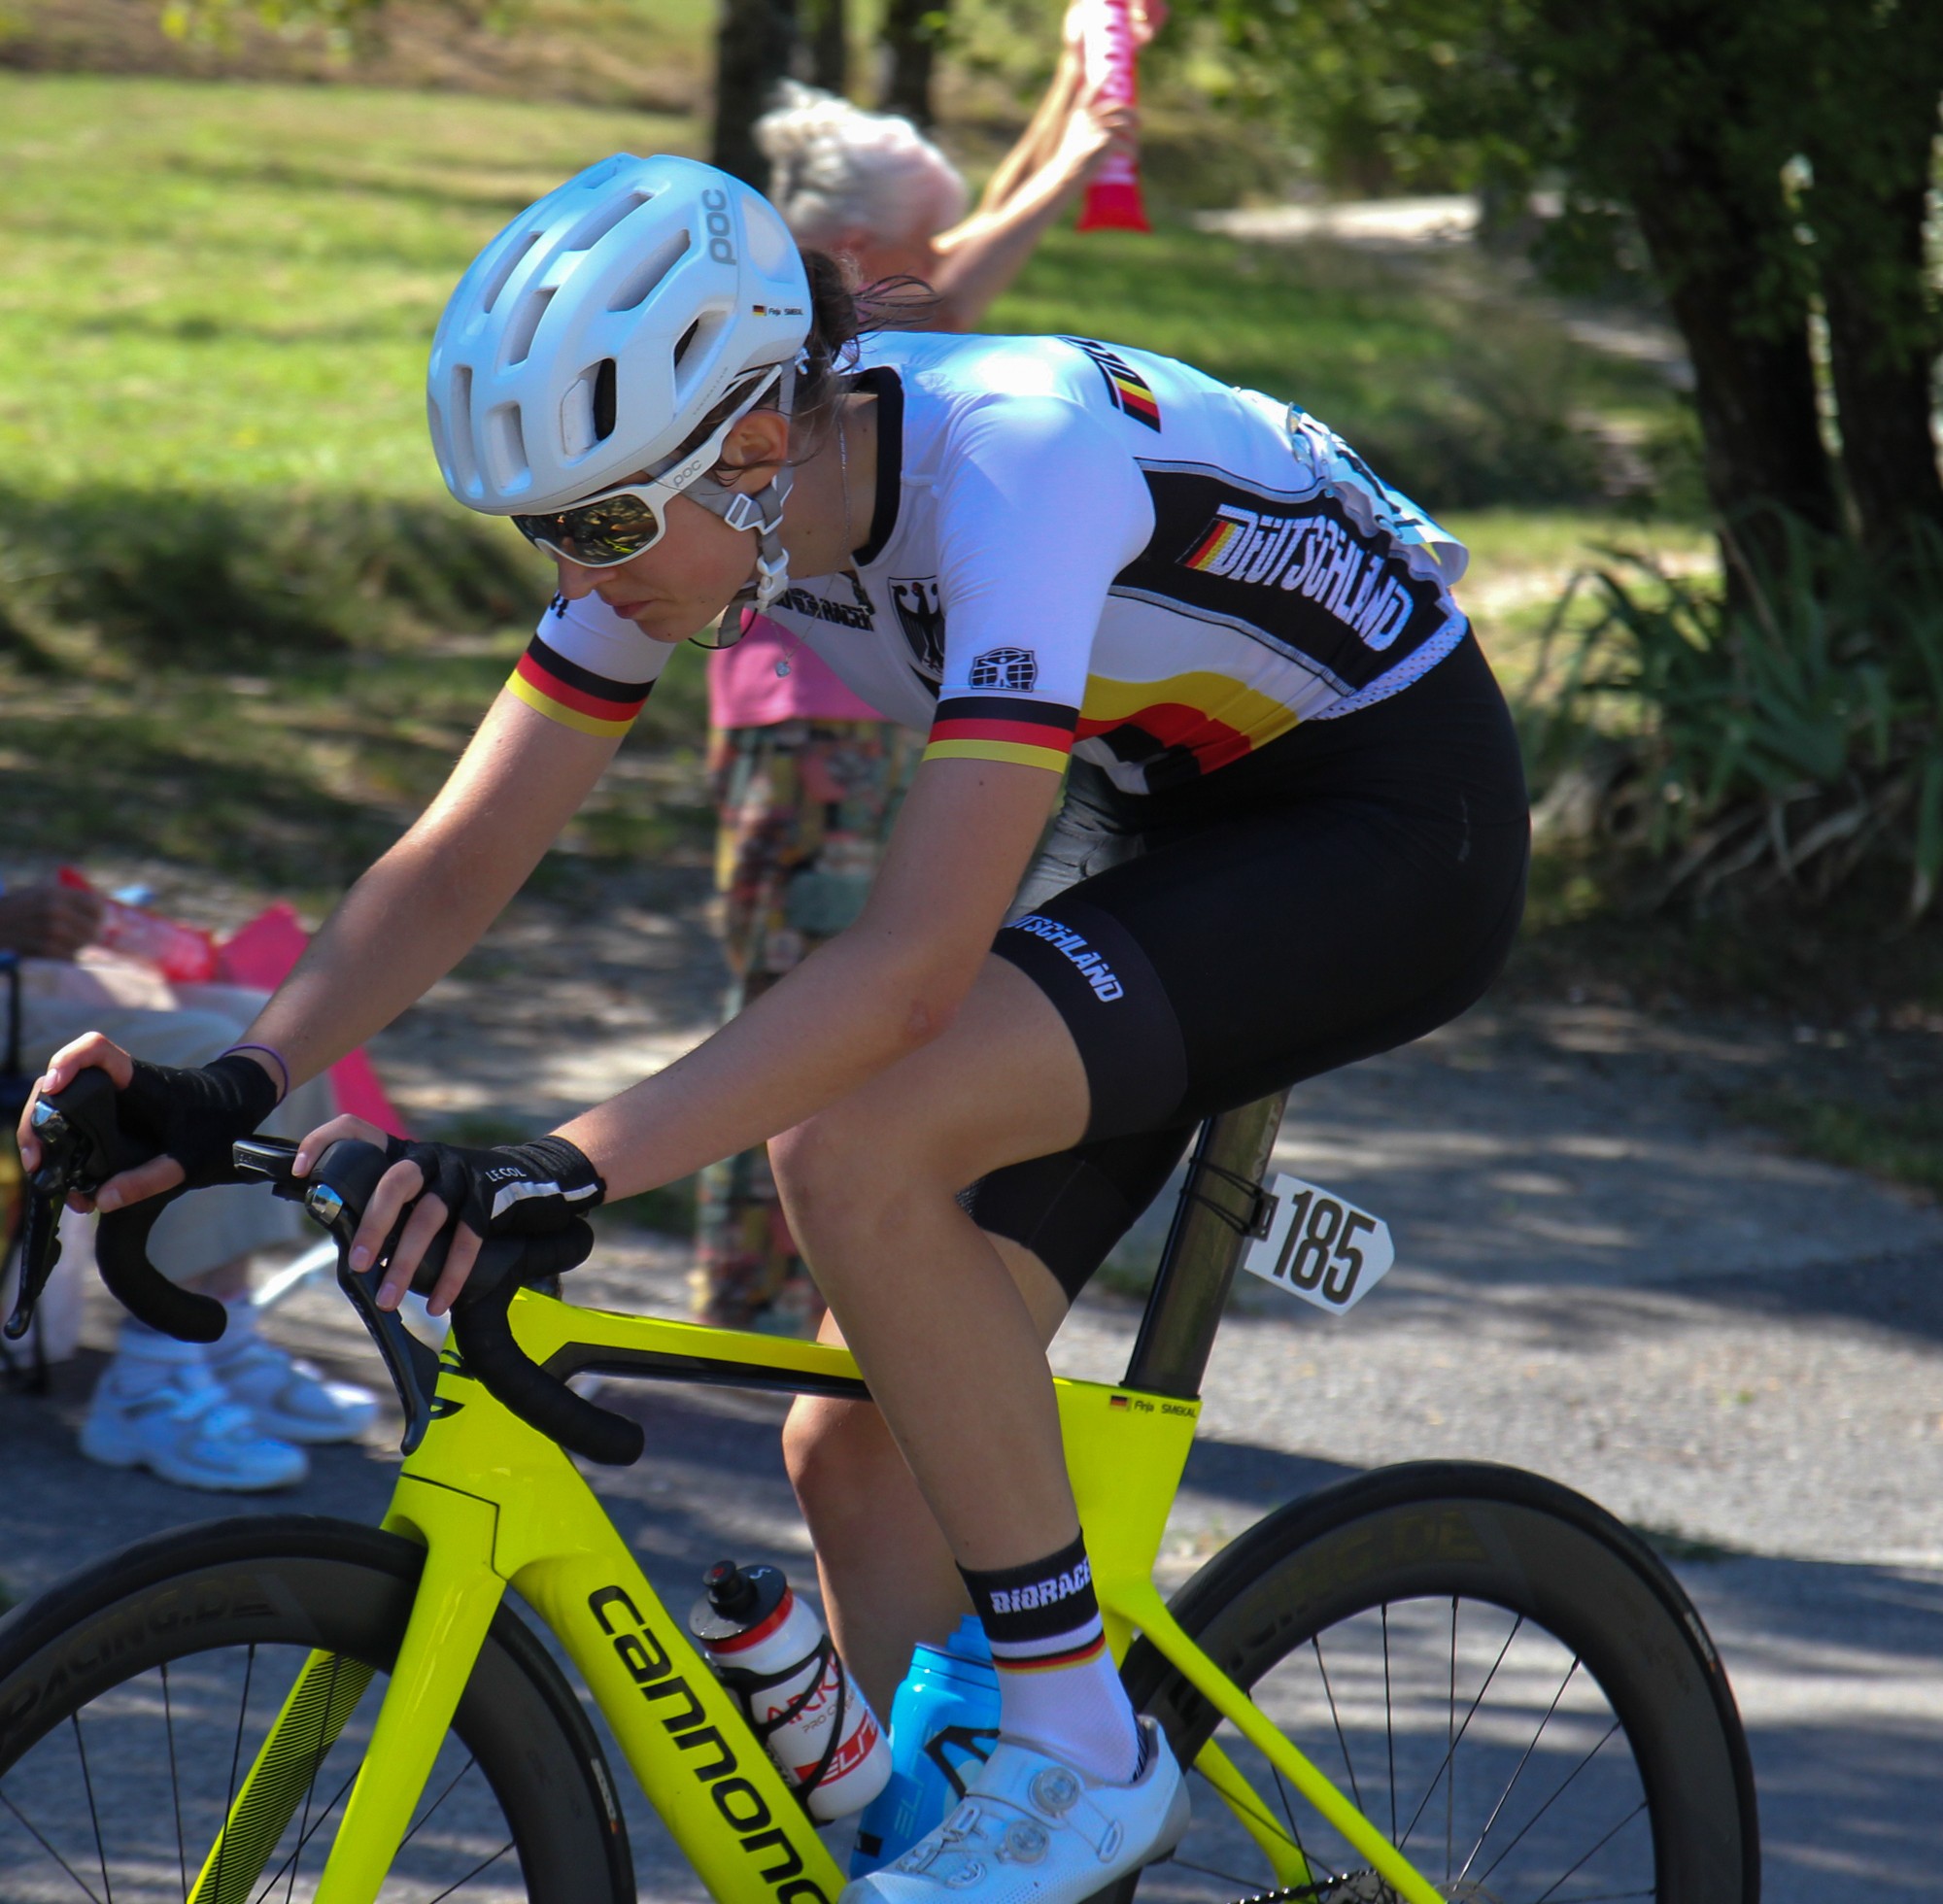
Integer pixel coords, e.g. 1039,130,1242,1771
1530,2,1840,583
713,0,799,187
799,0,846,94
1632,185,1839,576
879,0,945,126
1804,14,1943,548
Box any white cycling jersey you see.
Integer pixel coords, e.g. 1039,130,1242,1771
507,330,1471,794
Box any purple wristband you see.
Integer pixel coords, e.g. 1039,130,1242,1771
222,1042,291,1105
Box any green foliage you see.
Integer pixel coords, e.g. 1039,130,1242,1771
1527,512,1943,918
991,223,1660,507
1,486,541,664
1727,1087,1943,1200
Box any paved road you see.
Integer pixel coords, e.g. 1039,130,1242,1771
2,999,1939,1898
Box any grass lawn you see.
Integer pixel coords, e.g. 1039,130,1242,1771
0,72,1708,910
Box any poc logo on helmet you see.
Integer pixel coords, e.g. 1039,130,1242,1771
700,187,737,265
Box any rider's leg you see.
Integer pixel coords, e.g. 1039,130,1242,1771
770,954,1142,1780
781,1232,1069,1711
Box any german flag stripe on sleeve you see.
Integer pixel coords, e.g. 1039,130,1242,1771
507,634,655,738
923,695,1076,772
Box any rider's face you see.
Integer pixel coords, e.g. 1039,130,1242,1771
550,491,758,645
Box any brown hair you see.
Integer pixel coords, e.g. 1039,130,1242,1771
692,249,941,474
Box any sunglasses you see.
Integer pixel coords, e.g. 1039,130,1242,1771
512,380,775,568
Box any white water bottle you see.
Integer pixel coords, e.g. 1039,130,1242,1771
689,1559,893,1820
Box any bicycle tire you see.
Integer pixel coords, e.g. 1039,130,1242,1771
0,1514,634,1904
1106,1461,1759,1904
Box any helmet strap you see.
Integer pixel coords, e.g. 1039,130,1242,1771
684,356,801,622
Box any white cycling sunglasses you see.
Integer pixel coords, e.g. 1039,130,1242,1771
512,374,781,568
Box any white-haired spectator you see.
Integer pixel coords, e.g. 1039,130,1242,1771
754,1,1157,330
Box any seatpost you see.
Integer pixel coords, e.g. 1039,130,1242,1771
1122,1091,1288,1399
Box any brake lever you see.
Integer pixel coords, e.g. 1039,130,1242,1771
244,1138,447,1456
5,1071,157,1343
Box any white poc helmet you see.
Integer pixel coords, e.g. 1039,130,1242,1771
427,153,811,516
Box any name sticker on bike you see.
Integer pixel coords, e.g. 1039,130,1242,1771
1240,1174,1394,1313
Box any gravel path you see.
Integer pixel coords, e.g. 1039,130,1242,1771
2,925,1940,1899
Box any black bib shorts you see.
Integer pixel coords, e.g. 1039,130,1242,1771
969,632,1530,1299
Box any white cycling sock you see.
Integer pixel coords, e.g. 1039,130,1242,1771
960,1529,1142,1784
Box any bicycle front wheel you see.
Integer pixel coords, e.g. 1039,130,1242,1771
0,1515,634,1904
1114,1462,1758,1904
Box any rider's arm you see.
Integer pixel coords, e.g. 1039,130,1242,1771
560,752,1061,1193
31,603,666,1200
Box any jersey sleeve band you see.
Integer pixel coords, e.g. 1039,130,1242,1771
923,694,1077,773
507,631,657,737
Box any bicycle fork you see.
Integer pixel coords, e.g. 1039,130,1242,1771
186,1485,507,1904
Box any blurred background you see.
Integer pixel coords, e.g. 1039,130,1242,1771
4,6,1943,1893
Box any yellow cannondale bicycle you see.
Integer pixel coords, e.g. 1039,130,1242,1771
0,1074,1758,1903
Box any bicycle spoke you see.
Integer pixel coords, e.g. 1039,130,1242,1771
1530,1799,1648,1903
249,1768,358,1904
2,1786,109,1904
162,1660,188,1904
1445,1596,1456,1885
399,1753,481,1850
1450,1640,1576,1892
209,1645,259,1904
1166,1851,1281,1892
423,1839,516,1903
1471,1717,1622,1891
1380,1605,1396,1845
70,1711,114,1904
1309,1635,1364,1815
1396,1612,1524,1854
284,1650,345,1904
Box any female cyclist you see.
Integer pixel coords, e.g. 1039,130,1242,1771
23,153,1529,1904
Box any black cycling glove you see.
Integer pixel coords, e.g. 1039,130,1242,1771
117,1052,282,1189
383,1133,605,1240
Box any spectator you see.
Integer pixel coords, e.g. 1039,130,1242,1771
1,877,373,1489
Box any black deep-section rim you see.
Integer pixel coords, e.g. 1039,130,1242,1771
1114,1461,1760,1904
0,1513,635,1903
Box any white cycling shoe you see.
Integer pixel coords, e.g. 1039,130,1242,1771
81,1334,309,1493
841,1720,1189,1904
210,1328,378,1445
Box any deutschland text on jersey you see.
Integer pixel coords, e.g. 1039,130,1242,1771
510,331,1471,794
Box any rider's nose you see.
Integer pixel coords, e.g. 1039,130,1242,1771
554,558,600,601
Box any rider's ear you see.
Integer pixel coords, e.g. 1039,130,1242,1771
715,409,791,491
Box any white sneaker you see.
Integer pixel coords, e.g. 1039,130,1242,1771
841,1720,1188,1904
211,1326,378,1445
81,1334,309,1492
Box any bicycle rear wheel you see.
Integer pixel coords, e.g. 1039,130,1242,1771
0,1515,634,1904
1111,1462,1758,1904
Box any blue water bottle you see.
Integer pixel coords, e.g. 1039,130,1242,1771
848,1615,1001,1877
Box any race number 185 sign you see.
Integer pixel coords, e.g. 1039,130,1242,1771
1240,1174,1395,1313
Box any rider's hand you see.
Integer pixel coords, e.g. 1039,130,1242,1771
295,1119,604,1317
19,1036,281,1211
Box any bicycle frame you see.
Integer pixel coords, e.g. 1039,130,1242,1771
187,1287,1449,1904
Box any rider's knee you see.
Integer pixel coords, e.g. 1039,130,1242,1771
770,1104,925,1252
783,1394,895,1521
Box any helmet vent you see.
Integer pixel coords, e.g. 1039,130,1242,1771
446,364,481,493
486,400,529,491
502,287,555,368
562,188,650,256
608,228,691,313
593,357,618,441
477,231,540,317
